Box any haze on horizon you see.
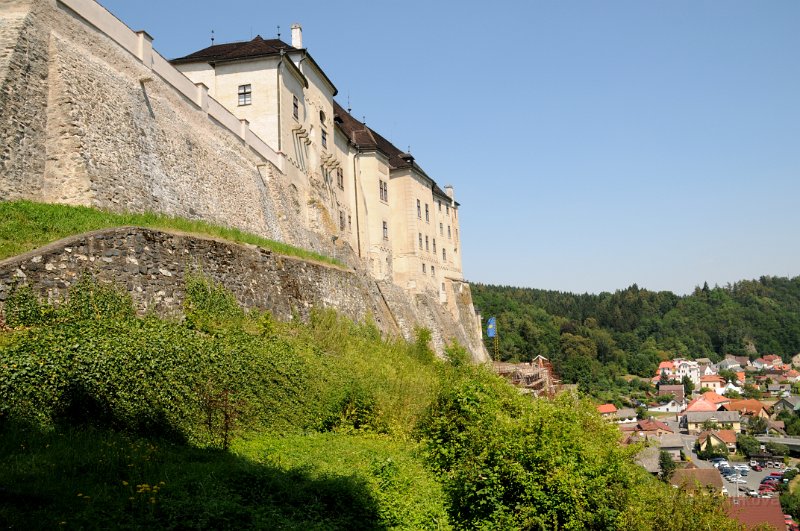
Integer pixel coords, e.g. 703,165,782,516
102,0,800,296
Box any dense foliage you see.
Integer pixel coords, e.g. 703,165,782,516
1,275,740,529
472,278,800,396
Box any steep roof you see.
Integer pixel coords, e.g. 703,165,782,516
597,404,617,414
700,391,729,404
724,399,767,415
333,101,454,203
726,498,786,530
684,411,741,423
669,468,723,493
637,419,673,433
658,384,685,403
685,398,719,413
697,429,737,445
171,36,296,65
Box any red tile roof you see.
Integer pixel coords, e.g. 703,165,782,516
726,498,786,530
698,429,737,445
701,391,729,404
685,398,719,412
724,399,767,415
670,468,723,493
597,404,617,414
636,419,673,433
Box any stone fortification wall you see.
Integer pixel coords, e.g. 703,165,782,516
0,0,489,361
0,228,489,362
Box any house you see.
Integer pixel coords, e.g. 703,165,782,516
700,391,730,408
767,383,792,397
763,354,783,368
684,397,720,413
597,404,617,419
752,358,768,370
726,498,786,530
647,399,685,414
772,396,800,416
682,411,741,434
675,359,701,386
669,468,724,495
716,358,742,372
632,419,674,437
171,28,465,300
659,433,685,461
615,408,638,424
695,358,715,376
719,382,743,397
699,374,726,392
722,399,770,420
696,430,737,454
658,384,685,404
783,369,800,383
655,361,677,381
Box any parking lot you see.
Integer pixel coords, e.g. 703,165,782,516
717,462,790,498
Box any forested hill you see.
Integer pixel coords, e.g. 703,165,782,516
471,276,800,395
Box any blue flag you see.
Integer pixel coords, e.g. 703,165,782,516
487,317,497,338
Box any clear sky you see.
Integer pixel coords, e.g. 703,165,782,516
101,0,800,295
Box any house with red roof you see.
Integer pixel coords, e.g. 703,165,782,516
684,397,720,413
699,375,726,392
696,429,737,454
722,399,770,419
597,404,617,419
726,498,786,530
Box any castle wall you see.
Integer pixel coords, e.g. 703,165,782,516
0,227,488,362
0,0,489,362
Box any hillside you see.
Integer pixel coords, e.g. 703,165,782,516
0,272,741,529
472,279,800,397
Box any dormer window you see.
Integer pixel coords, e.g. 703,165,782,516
238,84,251,106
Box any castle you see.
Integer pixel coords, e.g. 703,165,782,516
170,26,464,299
0,0,487,360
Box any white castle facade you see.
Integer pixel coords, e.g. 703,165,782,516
172,25,464,301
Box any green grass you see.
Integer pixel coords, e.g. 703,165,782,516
0,200,339,265
1,422,445,530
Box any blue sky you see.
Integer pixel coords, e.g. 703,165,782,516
101,1,800,295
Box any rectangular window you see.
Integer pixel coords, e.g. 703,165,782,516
337,168,344,190
417,199,421,218
448,226,451,239
443,248,447,261
238,84,252,106
379,180,388,202
422,263,426,273
446,204,449,215
425,204,429,222
433,239,436,253
348,215,352,231
431,265,435,276
383,221,388,240
321,129,327,149
339,211,345,231
439,223,443,236
418,233,423,249
425,236,429,251
438,200,442,212
292,95,299,119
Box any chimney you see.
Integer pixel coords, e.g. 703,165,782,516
291,23,302,48
445,185,454,199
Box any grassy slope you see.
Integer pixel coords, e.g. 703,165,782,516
0,200,338,265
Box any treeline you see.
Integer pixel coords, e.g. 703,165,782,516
472,276,800,396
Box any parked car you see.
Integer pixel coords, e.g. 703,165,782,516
746,489,759,497
731,478,747,484
751,464,763,471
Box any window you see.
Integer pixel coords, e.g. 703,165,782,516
382,221,388,239
422,263,426,273
443,248,447,261
446,204,449,215
348,215,352,231
448,225,451,239
417,199,421,218
438,200,442,212
425,203,429,222
339,211,345,231
336,168,344,189
433,239,436,253
441,282,445,292
379,180,388,202
425,236,429,251
431,265,435,276
292,95,299,119
439,223,443,236
321,129,327,149
418,233,423,249
238,84,252,106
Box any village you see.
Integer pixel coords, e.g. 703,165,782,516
597,354,800,530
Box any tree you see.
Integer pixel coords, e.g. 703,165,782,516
747,416,768,436
682,375,695,397
736,434,760,457
659,451,676,481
